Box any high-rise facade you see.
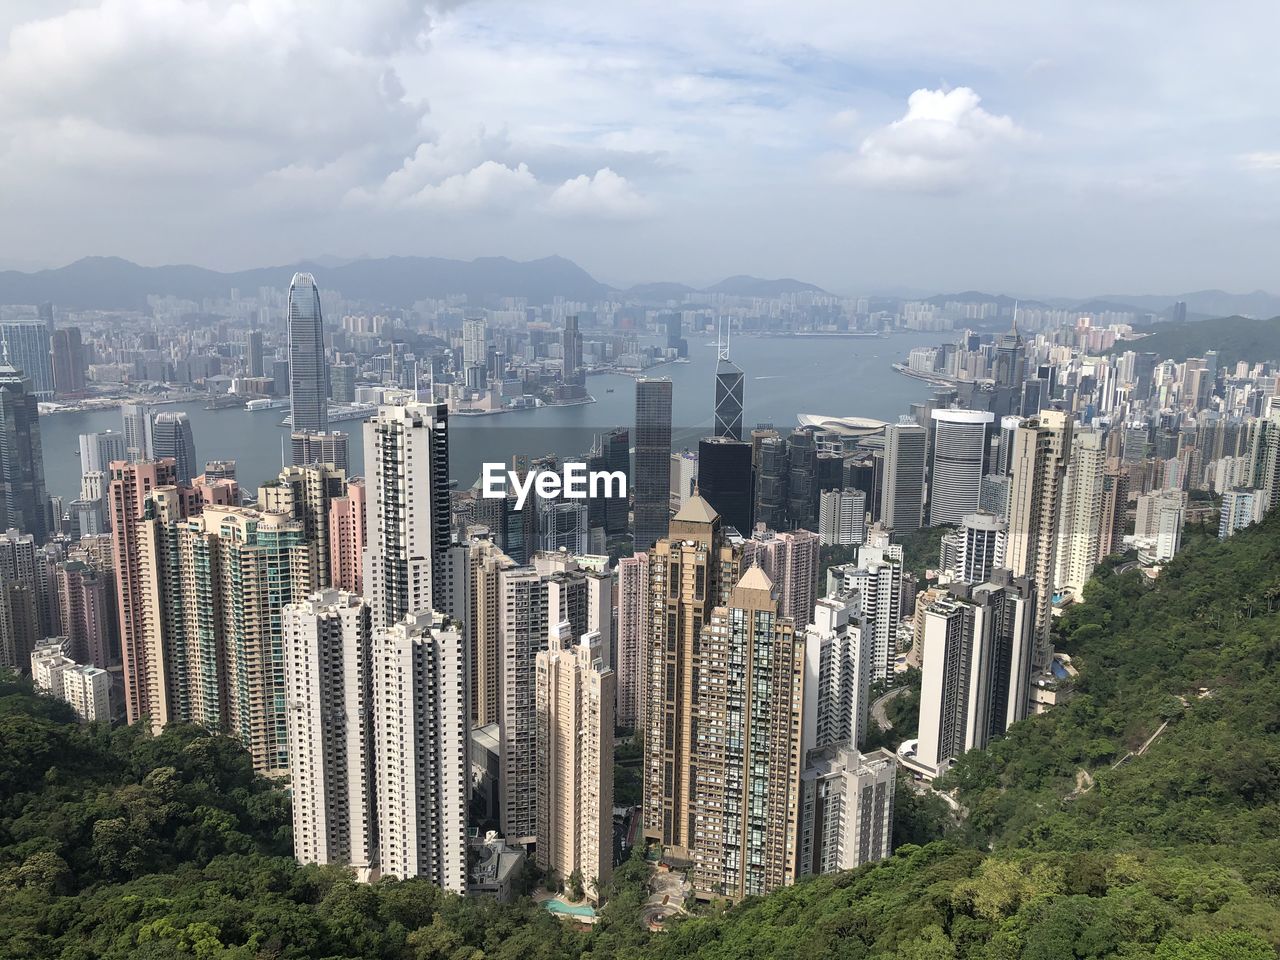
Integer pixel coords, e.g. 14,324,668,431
535,624,615,902
79,430,127,474
151,412,199,484
1005,411,1072,672
372,610,469,892
0,362,48,541
634,378,673,550
601,427,630,537
912,574,1035,779
1055,428,1106,596
328,479,366,593
714,334,744,441
616,551,649,730
818,488,867,546
290,431,349,475
109,459,182,727
55,560,115,668
362,403,451,632
50,327,86,397
697,436,753,534
562,315,584,387
443,535,513,728
247,330,265,378
691,566,804,901
121,403,153,462
928,409,994,526
798,745,895,877
880,418,927,533
643,494,743,860
0,320,54,398
945,511,1007,585
284,590,377,878
260,463,348,590
287,272,329,437
498,566,549,841
804,594,871,752
741,526,820,627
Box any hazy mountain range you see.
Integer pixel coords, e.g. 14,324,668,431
0,255,1276,319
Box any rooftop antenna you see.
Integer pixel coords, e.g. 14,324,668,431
718,316,731,361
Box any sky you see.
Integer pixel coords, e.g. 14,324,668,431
0,0,1278,296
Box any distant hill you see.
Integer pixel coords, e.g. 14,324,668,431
924,290,1051,309
1109,314,1280,365
1091,288,1280,319
0,254,610,310
702,275,827,297
622,281,698,301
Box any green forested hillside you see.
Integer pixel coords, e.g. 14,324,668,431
4,514,1280,958
1109,314,1280,365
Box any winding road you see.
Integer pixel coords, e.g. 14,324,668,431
871,686,909,732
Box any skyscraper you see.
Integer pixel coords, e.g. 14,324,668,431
912,574,1035,779
798,745,896,877
108,459,183,729
817,488,867,546
616,551,649,730
741,526,821,627
697,436,753,533
79,430,127,474
50,327,85,397
121,403,153,462
260,463,347,590
601,427,630,537
535,623,615,902
752,434,788,531
372,609,469,892
55,560,115,668
643,493,743,860
562,315,584,387
462,317,487,389
0,362,48,541
714,323,744,441
287,272,329,438
151,412,199,484
634,378,673,550
328,479,366,593
804,594,872,752
290,431,349,474
443,535,513,728
1055,428,1107,596
943,511,1008,585
1005,411,1073,672
284,590,377,879
247,330,265,378
0,320,54,398
928,409,994,526
691,565,804,900
362,402,451,632
880,418,927,533
497,566,548,841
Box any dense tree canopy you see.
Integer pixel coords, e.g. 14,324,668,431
3,511,1280,957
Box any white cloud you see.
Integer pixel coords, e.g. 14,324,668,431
546,168,652,219
408,160,537,211
836,87,1025,193
1239,151,1280,172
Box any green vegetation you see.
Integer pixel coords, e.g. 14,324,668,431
1108,314,1280,366
4,511,1280,957
614,730,643,808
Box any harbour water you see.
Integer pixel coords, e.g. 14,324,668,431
40,330,952,502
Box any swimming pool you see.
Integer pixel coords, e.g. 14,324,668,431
543,898,596,918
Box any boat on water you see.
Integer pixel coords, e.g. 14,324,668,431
606,387,614,393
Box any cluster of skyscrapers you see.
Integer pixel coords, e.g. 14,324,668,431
7,273,1280,911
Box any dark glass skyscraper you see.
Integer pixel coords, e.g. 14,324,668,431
287,272,328,440
697,436,753,534
601,427,630,537
151,411,199,484
634,378,673,550
0,362,48,541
